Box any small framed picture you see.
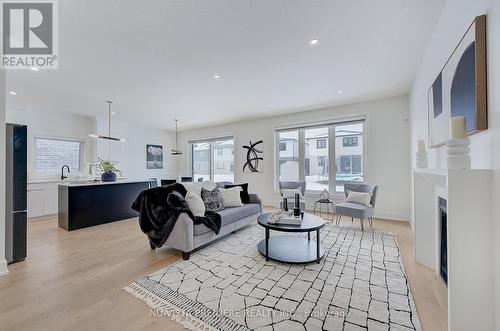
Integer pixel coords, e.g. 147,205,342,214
146,144,163,169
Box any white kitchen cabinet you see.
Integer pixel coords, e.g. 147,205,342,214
27,182,60,219
44,186,59,215
27,189,45,218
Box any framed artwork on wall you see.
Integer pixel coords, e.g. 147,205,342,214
428,15,487,148
146,144,163,169
242,140,263,173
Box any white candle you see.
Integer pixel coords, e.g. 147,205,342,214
417,139,425,152
451,116,466,139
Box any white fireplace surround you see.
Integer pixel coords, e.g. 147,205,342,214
413,169,494,331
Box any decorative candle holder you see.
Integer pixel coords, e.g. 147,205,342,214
416,139,428,169
293,193,301,216
416,151,428,169
446,138,471,169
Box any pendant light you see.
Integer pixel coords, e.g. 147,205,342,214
171,119,182,155
89,101,127,142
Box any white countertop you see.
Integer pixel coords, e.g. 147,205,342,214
28,177,103,184
58,179,150,187
28,179,71,184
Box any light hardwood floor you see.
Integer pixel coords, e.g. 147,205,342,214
0,212,447,331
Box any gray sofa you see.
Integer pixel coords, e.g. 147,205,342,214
161,182,262,260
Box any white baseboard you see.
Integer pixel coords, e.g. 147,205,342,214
0,259,9,276
28,214,57,222
373,211,410,222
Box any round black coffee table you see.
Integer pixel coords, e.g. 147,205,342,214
257,213,325,264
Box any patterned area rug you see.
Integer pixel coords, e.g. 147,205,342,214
124,222,421,331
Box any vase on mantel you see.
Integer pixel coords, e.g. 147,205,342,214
446,138,471,169
446,116,471,170
416,139,428,169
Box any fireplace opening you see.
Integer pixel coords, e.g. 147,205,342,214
439,197,448,284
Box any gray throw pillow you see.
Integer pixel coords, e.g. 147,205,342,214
201,187,224,212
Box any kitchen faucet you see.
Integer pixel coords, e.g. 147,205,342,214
61,165,70,180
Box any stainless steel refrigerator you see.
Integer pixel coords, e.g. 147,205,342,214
5,123,27,264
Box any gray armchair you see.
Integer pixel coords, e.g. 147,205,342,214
335,183,378,231
279,181,306,211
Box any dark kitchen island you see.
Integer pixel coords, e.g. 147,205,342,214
58,180,149,231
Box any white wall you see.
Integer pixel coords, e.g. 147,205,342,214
409,0,500,328
95,117,178,181
0,70,7,276
178,95,411,221
490,2,500,328
6,108,96,180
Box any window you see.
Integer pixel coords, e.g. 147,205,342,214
277,131,299,181
191,137,234,183
352,155,362,173
318,156,327,167
343,136,358,147
275,120,364,193
34,137,83,175
336,156,363,181
316,139,326,149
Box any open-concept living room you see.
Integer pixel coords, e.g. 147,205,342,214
1,0,500,330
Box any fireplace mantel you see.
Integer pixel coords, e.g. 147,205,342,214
413,169,494,331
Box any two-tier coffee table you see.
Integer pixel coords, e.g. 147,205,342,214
257,213,325,264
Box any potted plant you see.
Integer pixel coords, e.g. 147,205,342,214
98,158,123,182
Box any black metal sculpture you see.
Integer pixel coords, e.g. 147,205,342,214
243,140,263,172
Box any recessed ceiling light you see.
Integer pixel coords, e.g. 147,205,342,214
30,67,39,71
213,74,221,80
8,91,17,95
111,112,116,115
309,39,319,46
337,90,344,95
267,104,272,109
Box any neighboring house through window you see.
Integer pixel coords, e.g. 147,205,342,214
276,120,364,193
191,137,235,183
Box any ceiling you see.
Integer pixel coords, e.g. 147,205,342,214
6,0,444,131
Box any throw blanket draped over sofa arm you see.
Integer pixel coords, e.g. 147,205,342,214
131,184,221,249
